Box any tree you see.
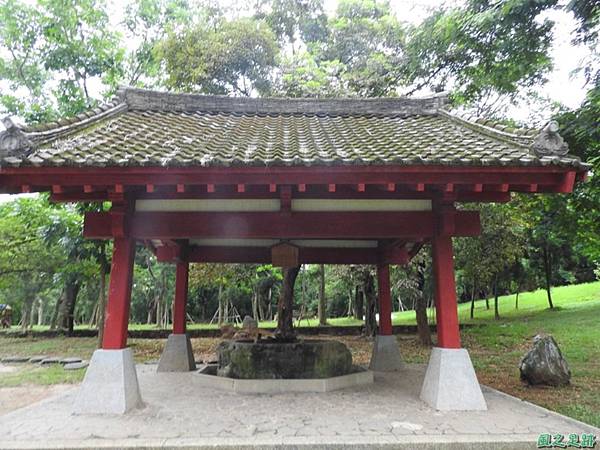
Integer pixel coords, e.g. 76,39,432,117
275,265,301,341
0,0,124,121
158,17,279,96
317,264,327,326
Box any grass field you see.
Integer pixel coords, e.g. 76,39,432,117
1,281,599,426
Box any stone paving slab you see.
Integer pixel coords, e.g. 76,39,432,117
0,364,597,450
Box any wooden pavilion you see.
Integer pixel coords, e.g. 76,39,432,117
0,88,588,413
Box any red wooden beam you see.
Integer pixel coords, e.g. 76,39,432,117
84,210,480,240
357,183,366,192
156,245,411,265
558,171,576,193
102,238,136,349
416,183,425,192
298,184,306,192
387,183,395,192
84,185,93,193
146,184,155,193
269,184,277,193
432,234,461,349
52,185,63,194
237,184,245,193
173,261,189,334
328,184,336,193
207,184,215,193
177,184,186,193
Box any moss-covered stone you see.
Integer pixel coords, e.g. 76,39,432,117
216,339,352,379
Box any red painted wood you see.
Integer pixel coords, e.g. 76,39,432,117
298,184,306,192
207,184,215,193
52,185,63,194
177,184,185,193
115,184,124,193
84,185,93,193
84,211,481,240
237,184,245,193
156,244,413,265
173,261,189,334
416,183,425,192
328,184,336,193
358,183,365,192
387,183,395,192
558,171,576,193
102,238,136,349
146,184,155,193
473,183,483,192
21,185,30,193
377,264,393,336
269,184,277,193
431,234,461,349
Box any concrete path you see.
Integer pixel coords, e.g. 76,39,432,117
0,364,597,449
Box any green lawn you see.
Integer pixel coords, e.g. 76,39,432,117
392,281,600,325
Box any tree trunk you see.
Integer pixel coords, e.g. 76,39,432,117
275,265,300,341
515,285,520,310
354,285,364,320
363,273,377,337
485,293,490,310
49,289,64,330
470,280,477,319
415,295,431,346
217,284,224,325
66,281,81,336
542,245,554,309
318,264,327,326
37,298,44,326
493,275,500,320
415,268,432,346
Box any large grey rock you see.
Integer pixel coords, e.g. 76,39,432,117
217,339,353,379
73,348,142,414
520,335,571,387
157,334,196,372
369,335,403,372
420,347,487,411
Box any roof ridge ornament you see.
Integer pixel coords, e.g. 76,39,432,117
531,121,569,157
0,117,32,157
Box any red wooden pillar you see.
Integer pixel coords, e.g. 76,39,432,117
173,261,189,335
431,234,461,348
102,238,136,349
377,264,393,336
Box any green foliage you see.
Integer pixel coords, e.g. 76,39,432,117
0,0,123,121
158,17,279,95
403,0,556,105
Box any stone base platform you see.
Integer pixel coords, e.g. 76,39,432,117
1,364,598,449
197,365,373,393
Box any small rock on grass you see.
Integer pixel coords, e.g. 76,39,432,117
28,356,49,363
1,356,29,363
60,357,82,365
64,361,88,370
40,357,61,365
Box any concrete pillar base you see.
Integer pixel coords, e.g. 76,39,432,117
420,347,487,411
157,333,196,372
369,335,403,371
74,348,142,414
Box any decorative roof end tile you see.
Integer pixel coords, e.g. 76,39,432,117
0,117,33,158
531,121,569,157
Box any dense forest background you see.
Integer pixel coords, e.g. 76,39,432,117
0,0,598,332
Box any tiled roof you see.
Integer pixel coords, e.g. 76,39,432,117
0,87,587,170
